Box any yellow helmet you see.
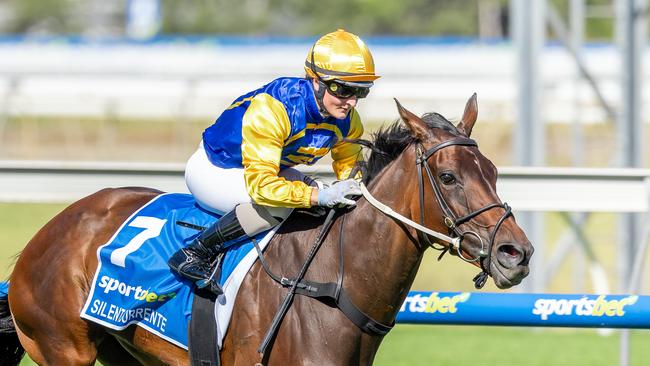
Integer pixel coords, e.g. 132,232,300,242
304,29,379,86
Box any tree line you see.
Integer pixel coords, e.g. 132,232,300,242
1,0,616,41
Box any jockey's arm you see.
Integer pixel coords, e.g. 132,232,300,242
331,109,364,180
241,94,316,208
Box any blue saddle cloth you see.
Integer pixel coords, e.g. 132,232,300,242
0,282,8,297
80,193,267,349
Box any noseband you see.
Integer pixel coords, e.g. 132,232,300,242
415,138,513,288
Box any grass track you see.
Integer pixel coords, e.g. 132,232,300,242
375,325,650,366
15,325,650,365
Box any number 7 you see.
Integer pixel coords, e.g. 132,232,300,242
110,216,167,267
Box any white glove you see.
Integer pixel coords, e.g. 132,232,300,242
316,179,362,208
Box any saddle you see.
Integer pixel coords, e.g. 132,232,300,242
80,193,278,357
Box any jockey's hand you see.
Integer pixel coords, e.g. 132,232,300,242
316,179,362,208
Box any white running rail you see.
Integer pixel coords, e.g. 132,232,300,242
0,160,649,213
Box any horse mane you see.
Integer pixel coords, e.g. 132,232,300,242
358,112,460,183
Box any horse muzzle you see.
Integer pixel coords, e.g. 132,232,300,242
489,241,534,289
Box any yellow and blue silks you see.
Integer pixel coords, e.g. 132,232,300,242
202,77,363,208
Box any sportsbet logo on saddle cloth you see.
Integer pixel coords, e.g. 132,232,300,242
80,193,278,349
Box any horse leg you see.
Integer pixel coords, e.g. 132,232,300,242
95,334,143,366
130,326,188,365
14,320,99,366
94,325,188,366
10,240,104,366
13,325,43,365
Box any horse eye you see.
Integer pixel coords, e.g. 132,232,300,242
439,172,456,185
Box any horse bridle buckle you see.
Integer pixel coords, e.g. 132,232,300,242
444,217,455,229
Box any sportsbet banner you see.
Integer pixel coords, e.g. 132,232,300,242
397,292,650,328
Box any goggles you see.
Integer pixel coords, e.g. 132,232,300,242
324,80,371,99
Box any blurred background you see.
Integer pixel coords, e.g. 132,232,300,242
2,0,650,365
0,0,635,163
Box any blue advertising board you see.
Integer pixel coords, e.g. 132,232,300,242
397,292,650,329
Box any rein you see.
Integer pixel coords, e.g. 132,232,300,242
358,183,461,252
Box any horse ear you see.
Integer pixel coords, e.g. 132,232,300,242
394,98,430,140
457,93,478,137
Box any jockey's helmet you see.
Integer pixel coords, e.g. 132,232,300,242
304,29,379,89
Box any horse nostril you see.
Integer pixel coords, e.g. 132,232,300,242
496,243,525,267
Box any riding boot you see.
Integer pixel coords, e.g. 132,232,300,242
168,209,247,295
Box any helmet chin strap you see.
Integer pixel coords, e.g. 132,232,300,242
308,48,331,118
314,80,330,117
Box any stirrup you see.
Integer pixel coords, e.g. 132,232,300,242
196,278,223,296
196,257,224,296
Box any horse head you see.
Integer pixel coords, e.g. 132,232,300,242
363,94,533,289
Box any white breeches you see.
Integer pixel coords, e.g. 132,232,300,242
185,142,305,220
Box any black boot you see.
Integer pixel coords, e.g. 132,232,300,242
168,209,247,295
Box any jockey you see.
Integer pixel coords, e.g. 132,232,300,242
168,29,379,295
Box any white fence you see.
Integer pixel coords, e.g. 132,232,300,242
1,160,649,213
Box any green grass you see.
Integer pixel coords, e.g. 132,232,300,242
0,203,66,279
375,325,650,366
15,326,650,366
13,324,650,366
2,203,648,365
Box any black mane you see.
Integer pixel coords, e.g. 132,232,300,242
359,112,460,183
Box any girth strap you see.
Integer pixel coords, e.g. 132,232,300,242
189,288,220,366
284,279,394,336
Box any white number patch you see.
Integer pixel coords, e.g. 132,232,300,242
110,216,167,267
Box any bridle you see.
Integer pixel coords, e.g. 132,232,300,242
360,136,513,288
414,137,512,288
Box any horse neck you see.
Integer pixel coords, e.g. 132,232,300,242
343,147,436,323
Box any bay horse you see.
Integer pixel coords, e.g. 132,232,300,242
1,95,532,365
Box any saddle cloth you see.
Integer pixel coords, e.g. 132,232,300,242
80,193,278,349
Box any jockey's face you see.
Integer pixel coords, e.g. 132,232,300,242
313,79,358,119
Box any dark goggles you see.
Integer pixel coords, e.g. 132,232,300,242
324,81,371,99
